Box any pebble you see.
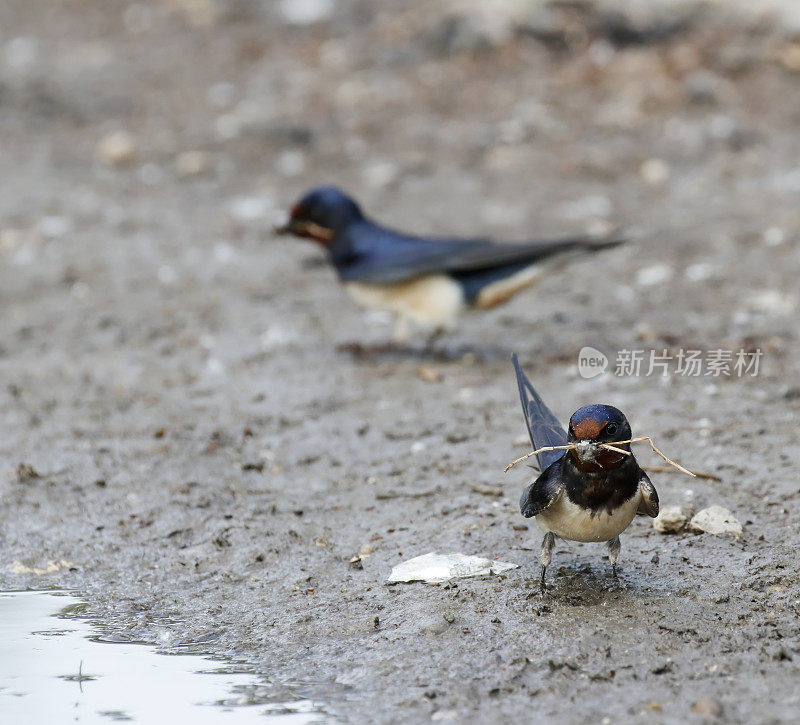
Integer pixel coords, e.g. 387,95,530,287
762,227,785,247
39,216,71,239
636,264,674,287
228,196,274,222
361,160,399,189
653,504,691,534
277,150,306,177
746,290,797,315
684,262,715,282
417,365,441,383
279,0,334,26
692,699,723,718
640,158,670,185
174,151,209,177
96,130,138,166
689,505,742,538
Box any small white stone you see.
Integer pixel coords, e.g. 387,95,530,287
277,150,306,177
653,504,691,534
279,0,334,25
362,160,399,189
640,158,670,185
228,196,273,222
684,262,714,282
174,150,209,177
636,264,673,287
259,325,296,351
39,216,71,239
689,505,742,538
71,282,90,299
763,227,785,247
746,290,797,315
205,357,225,376
96,130,138,166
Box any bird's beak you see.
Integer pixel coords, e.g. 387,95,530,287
574,440,600,462
273,219,335,243
273,219,298,235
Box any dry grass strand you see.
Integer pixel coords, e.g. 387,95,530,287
505,436,697,477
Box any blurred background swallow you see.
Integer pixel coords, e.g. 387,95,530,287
277,186,624,343
511,354,659,592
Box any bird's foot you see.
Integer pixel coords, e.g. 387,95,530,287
539,565,549,595
336,341,401,358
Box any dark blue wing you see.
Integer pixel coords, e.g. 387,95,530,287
637,471,659,517
520,459,565,518
512,353,568,471
332,222,620,285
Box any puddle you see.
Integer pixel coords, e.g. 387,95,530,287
0,591,323,723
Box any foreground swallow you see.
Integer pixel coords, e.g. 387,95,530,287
276,186,623,342
511,354,659,591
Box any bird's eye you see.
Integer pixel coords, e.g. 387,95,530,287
606,423,618,436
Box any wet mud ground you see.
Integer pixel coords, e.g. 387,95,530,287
1,1,800,722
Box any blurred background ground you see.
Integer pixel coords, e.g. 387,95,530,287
1,1,799,722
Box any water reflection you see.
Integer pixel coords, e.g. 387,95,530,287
0,591,321,723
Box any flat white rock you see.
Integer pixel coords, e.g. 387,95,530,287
653,504,691,534
387,552,518,584
690,505,742,538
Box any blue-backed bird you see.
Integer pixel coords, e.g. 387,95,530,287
510,354,659,592
276,186,624,342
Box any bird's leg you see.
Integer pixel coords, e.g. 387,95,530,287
391,316,411,345
539,532,555,593
424,325,445,351
607,536,621,577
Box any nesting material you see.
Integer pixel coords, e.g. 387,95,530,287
505,437,696,477
387,552,518,584
653,504,692,534
689,506,742,538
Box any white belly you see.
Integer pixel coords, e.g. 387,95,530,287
344,275,465,328
536,492,641,542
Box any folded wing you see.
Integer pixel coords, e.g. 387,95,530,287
637,472,660,517
336,225,622,285
511,353,568,471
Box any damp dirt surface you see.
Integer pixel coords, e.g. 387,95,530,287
1,2,799,723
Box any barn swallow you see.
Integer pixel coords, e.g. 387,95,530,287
511,354,658,592
276,186,623,342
